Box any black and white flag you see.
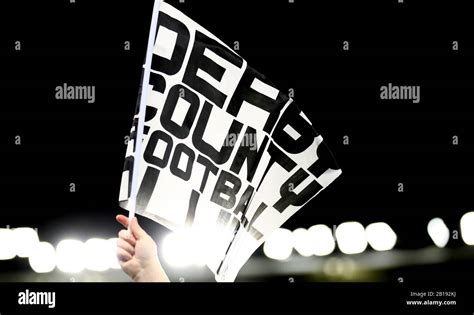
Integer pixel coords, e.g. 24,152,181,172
119,1,342,282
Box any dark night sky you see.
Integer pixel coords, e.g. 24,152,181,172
0,0,473,265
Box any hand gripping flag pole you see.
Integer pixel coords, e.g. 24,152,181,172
128,0,162,233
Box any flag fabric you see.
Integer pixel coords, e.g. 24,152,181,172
119,1,342,282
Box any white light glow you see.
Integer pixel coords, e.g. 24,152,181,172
263,228,293,260
162,232,195,267
366,222,397,251
12,227,39,258
427,218,450,248
84,238,110,272
0,228,16,260
308,224,336,256
56,239,85,273
335,222,367,255
107,238,122,269
292,228,315,257
161,229,213,268
28,242,56,273
460,212,474,245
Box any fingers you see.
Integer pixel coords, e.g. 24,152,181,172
116,247,132,262
116,214,140,264
117,238,135,256
116,214,129,229
116,214,148,240
130,217,147,240
118,229,136,246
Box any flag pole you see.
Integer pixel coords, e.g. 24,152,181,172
128,0,162,233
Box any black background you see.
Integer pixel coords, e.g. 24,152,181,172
0,0,474,286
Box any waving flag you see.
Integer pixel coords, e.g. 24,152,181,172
119,0,342,282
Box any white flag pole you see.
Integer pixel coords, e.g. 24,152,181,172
128,0,162,233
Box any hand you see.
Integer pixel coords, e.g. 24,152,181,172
116,214,169,282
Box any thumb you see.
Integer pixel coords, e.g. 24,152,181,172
130,217,147,240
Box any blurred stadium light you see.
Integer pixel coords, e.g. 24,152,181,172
0,228,16,260
308,224,335,256
107,238,122,270
460,212,474,245
365,222,397,251
162,232,196,267
84,238,111,272
12,227,39,258
292,228,316,257
335,222,367,255
56,239,86,273
263,228,293,260
427,218,450,248
3,212,474,281
28,242,56,273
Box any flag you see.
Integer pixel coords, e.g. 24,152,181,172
119,1,342,282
